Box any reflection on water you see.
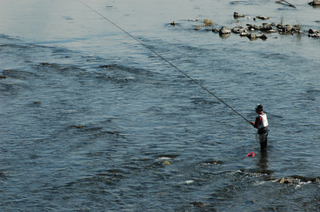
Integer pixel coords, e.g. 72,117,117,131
257,151,268,171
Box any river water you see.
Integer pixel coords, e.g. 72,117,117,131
0,0,320,211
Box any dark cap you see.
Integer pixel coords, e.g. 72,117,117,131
255,104,263,110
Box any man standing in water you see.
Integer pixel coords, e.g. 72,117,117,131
250,104,269,151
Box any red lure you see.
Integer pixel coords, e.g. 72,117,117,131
246,151,255,157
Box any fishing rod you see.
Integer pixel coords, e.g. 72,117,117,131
77,0,252,125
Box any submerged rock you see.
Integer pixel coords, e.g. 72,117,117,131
163,160,171,165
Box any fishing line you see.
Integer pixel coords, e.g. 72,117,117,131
77,0,251,124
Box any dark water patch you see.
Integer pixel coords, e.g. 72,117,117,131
66,125,119,137
0,34,19,41
99,64,116,70
62,16,73,21
0,171,8,180
2,69,39,80
96,169,127,178
149,161,172,169
99,63,155,78
38,62,86,73
209,185,237,202
64,175,121,188
29,154,40,160
40,62,56,66
0,82,27,94
276,7,295,11
30,101,42,106
230,1,255,5
186,202,216,211
301,93,316,101
306,89,320,96
191,97,222,107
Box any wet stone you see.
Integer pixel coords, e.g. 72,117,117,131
309,0,320,5
212,28,219,33
256,15,270,20
260,23,273,31
219,26,231,34
240,32,249,36
234,12,245,18
277,175,320,186
247,33,258,39
259,34,268,39
247,33,268,40
232,26,247,33
309,28,320,34
278,24,294,33
309,33,320,38
266,29,278,33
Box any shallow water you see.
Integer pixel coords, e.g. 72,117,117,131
0,0,320,211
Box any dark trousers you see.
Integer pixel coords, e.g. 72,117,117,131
259,133,268,151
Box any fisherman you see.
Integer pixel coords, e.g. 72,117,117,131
250,104,269,151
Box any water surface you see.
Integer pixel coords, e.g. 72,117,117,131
0,0,320,211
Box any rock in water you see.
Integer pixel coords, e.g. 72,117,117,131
309,0,320,5
219,26,231,34
234,12,245,18
309,28,320,34
260,23,273,31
